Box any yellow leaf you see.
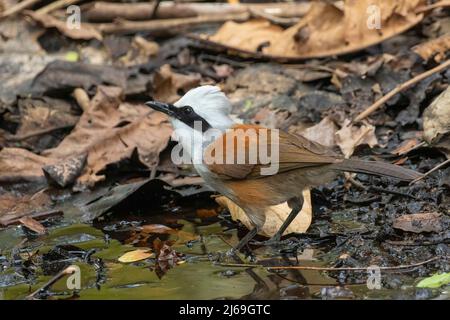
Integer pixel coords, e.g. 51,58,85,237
118,249,153,263
216,189,312,237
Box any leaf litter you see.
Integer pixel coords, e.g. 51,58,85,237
0,0,449,300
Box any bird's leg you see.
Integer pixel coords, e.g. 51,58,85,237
263,196,303,245
227,226,259,256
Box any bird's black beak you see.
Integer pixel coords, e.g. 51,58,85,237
145,101,178,118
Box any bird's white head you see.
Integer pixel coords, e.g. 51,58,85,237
145,85,235,161
146,85,234,133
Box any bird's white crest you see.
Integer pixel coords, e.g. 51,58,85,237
173,85,234,132
169,86,235,163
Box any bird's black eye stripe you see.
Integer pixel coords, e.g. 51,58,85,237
183,106,193,114
177,105,211,132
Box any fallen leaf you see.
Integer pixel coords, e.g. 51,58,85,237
335,119,378,158
0,148,55,183
299,116,338,147
413,34,450,62
417,273,450,288
203,0,425,59
141,224,199,243
118,249,153,263
393,212,443,233
26,11,102,41
152,64,201,103
216,189,312,237
43,86,172,187
152,238,184,278
141,224,174,234
391,138,420,156
18,216,46,235
423,86,450,158
43,154,87,188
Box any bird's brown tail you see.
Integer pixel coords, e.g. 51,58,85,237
331,159,422,181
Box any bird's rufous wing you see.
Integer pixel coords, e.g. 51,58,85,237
203,124,340,180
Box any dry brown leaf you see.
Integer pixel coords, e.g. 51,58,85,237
19,216,46,235
413,34,450,62
118,249,153,263
299,116,338,148
26,11,102,41
423,86,450,158
216,189,312,237
335,119,378,158
203,0,425,59
393,212,443,233
141,224,199,243
152,64,201,103
391,138,420,156
0,147,55,183
0,191,52,225
42,85,172,187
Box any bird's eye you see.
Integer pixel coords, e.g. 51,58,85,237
183,106,193,114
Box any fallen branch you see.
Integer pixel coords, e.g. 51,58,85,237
409,158,450,185
217,256,442,272
26,265,78,300
0,0,40,18
353,59,450,123
35,0,81,15
95,13,250,34
416,0,450,13
83,1,310,22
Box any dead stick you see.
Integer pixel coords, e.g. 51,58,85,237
353,59,450,123
0,0,40,18
409,158,450,185
73,88,90,112
217,256,442,271
416,0,450,13
95,12,250,33
26,266,78,300
35,0,81,15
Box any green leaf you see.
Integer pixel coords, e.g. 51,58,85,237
65,51,79,62
416,273,450,288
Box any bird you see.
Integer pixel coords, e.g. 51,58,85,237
146,85,423,253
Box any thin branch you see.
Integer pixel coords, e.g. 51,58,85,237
0,0,40,18
416,0,450,13
353,59,450,123
409,158,450,185
95,12,250,34
35,0,81,15
216,256,442,272
26,266,78,300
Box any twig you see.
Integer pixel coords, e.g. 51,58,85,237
150,0,162,19
95,12,250,34
26,266,78,300
249,8,299,27
409,158,450,185
35,0,81,15
353,59,450,123
72,88,90,112
416,0,450,13
0,0,40,18
216,256,442,272
83,1,310,22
